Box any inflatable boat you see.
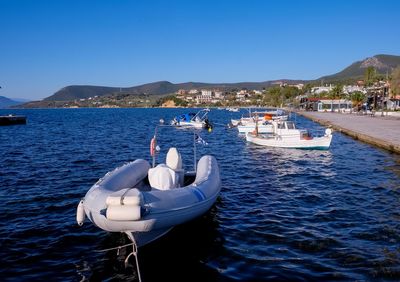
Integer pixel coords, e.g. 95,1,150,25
76,147,221,247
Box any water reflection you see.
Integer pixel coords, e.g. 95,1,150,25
244,143,335,178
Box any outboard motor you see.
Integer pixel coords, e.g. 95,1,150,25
204,118,212,130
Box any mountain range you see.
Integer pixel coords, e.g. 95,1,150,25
44,80,307,101
0,96,25,108
13,54,400,105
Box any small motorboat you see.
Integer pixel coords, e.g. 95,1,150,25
226,107,239,112
76,129,221,249
231,108,287,127
171,108,212,129
234,111,274,134
255,109,288,121
0,114,26,126
237,121,274,134
246,120,333,150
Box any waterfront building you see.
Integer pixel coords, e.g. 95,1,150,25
317,99,352,112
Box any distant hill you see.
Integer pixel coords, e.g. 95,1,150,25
319,54,400,81
23,53,400,106
43,80,306,101
45,85,120,101
0,96,23,108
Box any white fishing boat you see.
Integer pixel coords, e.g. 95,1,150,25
246,120,333,149
76,129,221,249
171,108,212,129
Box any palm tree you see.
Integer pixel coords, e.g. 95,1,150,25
365,66,376,86
390,66,400,99
328,85,343,112
351,91,366,111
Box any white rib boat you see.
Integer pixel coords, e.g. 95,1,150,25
76,133,221,248
246,120,333,150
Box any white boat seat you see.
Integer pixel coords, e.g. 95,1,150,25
166,147,182,170
166,147,184,187
148,164,178,190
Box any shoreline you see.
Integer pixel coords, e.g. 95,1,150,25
296,111,400,154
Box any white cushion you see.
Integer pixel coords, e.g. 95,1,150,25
106,205,141,221
106,188,142,206
148,164,178,190
166,147,182,170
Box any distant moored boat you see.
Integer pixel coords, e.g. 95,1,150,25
0,114,27,126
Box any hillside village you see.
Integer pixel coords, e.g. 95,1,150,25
162,74,399,112
17,77,399,112
9,55,400,111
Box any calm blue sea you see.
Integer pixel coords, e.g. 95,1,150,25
1,108,400,281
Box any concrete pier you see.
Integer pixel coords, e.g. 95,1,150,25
296,111,400,154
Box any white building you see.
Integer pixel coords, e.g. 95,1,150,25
201,89,213,96
188,89,199,94
236,90,248,101
343,85,366,94
311,85,333,95
317,99,352,112
287,83,304,90
196,89,213,104
214,91,224,99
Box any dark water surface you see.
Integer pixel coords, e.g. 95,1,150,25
1,108,400,281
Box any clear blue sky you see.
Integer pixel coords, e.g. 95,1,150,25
1,0,400,100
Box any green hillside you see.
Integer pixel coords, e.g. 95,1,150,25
43,80,306,101
319,54,400,81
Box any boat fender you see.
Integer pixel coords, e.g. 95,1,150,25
325,128,332,136
106,205,141,221
106,188,143,206
76,199,85,226
150,137,156,157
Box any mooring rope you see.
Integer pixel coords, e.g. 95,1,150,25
124,232,142,282
94,242,135,253
124,239,142,282
213,122,231,127
95,234,142,282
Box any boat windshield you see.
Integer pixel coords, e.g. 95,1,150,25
286,122,296,129
277,122,285,129
177,113,196,122
192,109,210,122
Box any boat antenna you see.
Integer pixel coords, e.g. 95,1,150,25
193,132,197,172
255,114,259,136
